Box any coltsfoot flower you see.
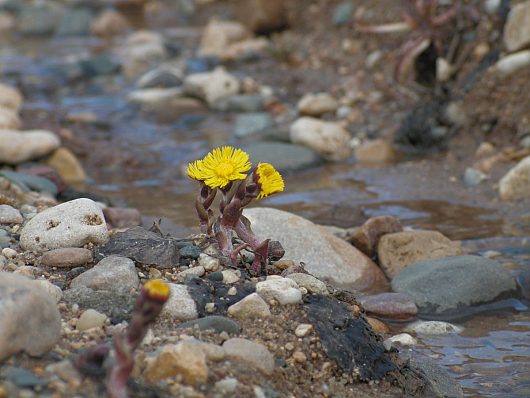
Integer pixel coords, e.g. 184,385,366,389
188,146,251,188
255,163,284,198
143,279,170,302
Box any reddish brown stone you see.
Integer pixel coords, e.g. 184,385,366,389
350,216,403,257
359,292,418,321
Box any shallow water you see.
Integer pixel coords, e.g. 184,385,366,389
2,35,530,397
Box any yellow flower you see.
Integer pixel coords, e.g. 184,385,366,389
143,279,170,302
192,146,251,188
255,163,284,198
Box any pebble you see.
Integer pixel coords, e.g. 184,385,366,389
0,273,61,361
355,139,397,163
91,9,130,37
143,342,209,385
162,284,199,320
350,215,403,257
463,167,488,187
222,269,239,283
482,250,502,259
40,247,93,268
70,255,139,291
405,320,463,335
377,230,463,278
136,63,183,89
290,117,352,161
385,333,417,348
45,147,86,184
198,20,250,58
286,273,328,295
0,205,23,224
495,50,530,76
234,112,273,138
359,292,418,320
227,292,271,319
213,94,265,112
198,253,220,271
367,317,390,334
499,155,530,200
63,286,136,320
179,244,202,259
13,265,38,278
242,141,321,172
292,351,307,363
294,323,313,337
20,198,109,253
179,265,206,279
178,316,240,335
297,92,339,117
256,276,302,305
215,377,238,394
183,67,240,106
1,247,17,259
333,1,354,26
34,279,63,303
0,129,61,165
503,1,530,52
0,83,23,111
77,309,107,331
223,338,275,375
0,107,21,129
121,30,168,78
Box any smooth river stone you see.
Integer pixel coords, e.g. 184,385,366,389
359,292,418,320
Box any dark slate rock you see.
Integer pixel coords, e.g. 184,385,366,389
63,286,135,321
178,315,240,335
242,141,322,173
179,244,201,259
304,295,396,380
391,255,517,316
207,271,224,282
0,171,58,196
95,226,179,269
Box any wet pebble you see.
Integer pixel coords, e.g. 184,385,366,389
0,129,61,165
40,247,93,268
350,216,403,258
234,112,273,138
178,316,240,335
183,67,240,106
70,255,139,291
136,63,183,89
77,309,107,331
354,139,397,163
213,94,265,112
242,141,321,172
405,320,463,335
121,30,168,78
256,276,302,305
227,292,271,319
359,292,418,320
384,333,417,349
463,167,488,187
223,338,275,375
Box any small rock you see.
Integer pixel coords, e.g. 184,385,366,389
0,170,58,195
45,147,86,184
127,87,189,112
385,333,417,348
0,129,61,165
354,139,397,163
350,216,403,257
0,273,61,361
0,107,21,130
503,1,530,52
495,50,530,76
242,141,321,172
162,284,198,320
0,84,23,112
18,3,62,36
213,94,265,112
0,205,23,224
286,273,328,295
499,155,530,200
227,292,271,319
63,286,135,319
294,323,313,337
405,320,463,335
232,0,287,35
122,30,167,78
290,117,352,161
56,8,93,37
256,276,302,305
391,255,517,315
183,67,240,106
20,198,108,253
377,230,463,279
333,0,353,26
198,253,220,271
215,377,238,393
179,266,206,279
2,247,17,258
198,19,250,57
178,316,240,334
463,167,488,187
91,9,131,37
34,280,63,303
136,64,183,89
13,265,38,278
222,270,239,283
70,255,139,291
297,93,338,117
234,112,273,138
41,247,93,268
359,292,418,320
143,342,208,384
366,317,390,334
77,309,107,331
1,367,46,389
103,207,142,229
179,244,202,259
223,338,275,375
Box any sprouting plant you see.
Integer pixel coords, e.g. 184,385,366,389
357,0,479,83
187,146,285,275
75,279,170,398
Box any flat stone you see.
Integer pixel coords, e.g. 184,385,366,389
41,248,93,268
20,198,108,253
242,141,321,172
391,255,517,315
234,112,273,138
162,284,198,320
377,230,463,279
244,208,388,293
499,155,530,200
504,1,530,52
359,292,418,320
45,147,86,184
290,116,352,161
256,276,302,305
350,216,403,257
0,205,23,224
0,129,61,165
286,273,328,295
70,255,139,291
77,309,107,331
227,292,271,319
183,67,240,106
495,50,530,76
178,316,240,335
297,92,338,117
63,286,135,320
0,273,61,361
405,320,462,335
223,338,275,375
0,170,58,195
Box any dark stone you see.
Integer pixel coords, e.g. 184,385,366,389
207,271,224,282
95,226,179,269
1,367,46,389
63,286,136,320
178,316,240,335
0,170,58,196
304,295,396,380
408,357,464,398
179,244,202,259
310,203,366,229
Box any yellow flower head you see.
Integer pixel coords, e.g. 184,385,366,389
255,163,284,198
189,146,251,188
143,279,170,302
